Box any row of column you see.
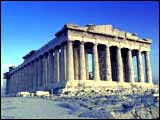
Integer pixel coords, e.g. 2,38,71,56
8,40,152,94
67,41,152,84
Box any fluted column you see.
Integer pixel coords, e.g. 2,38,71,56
66,41,74,81
48,50,54,86
53,50,57,83
42,56,45,87
85,50,89,80
137,50,144,83
40,57,43,87
74,47,79,80
117,47,124,82
145,51,152,83
16,71,19,92
64,45,67,81
35,59,38,90
105,45,112,81
55,48,60,83
60,46,65,83
19,69,22,91
45,54,49,87
93,43,100,80
33,61,37,91
79,42,86,80
128,49,134,83
22,68,24,91
24,66,27,91
38,57,43,88
31,62,34,90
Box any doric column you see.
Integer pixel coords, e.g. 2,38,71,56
55,48,60,83
53,50,57,83
33,61,37,91
145,51,152,83
45,54,48,87
31,62,34,90
105,45,112,81
37,57,42,88
48,50,54,86
60,45,65,83
28,63,31,91
127,49,134,83
85,50,89,80
66,41,74,81
117,47,124,82
93,43,100,80
42,55,46,87
35,59,38,90
74,47,79,80
80,42,86,80
137,50,144,83
16,71,19,92
64,45,67,81
40,56,43,87
24,66,27,91
19,69,22,91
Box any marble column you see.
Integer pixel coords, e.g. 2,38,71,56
66,41,74,81
35,59,38,89
55,48,60,83
74,47,79,80
127,49,134,83
145,51,152,83
42,55,46,87
48,50,54,86
60,46,65,83
64,45,67,81
117,47,124,82
38,57,43,88
53,50,57,83
45,54,49,87
31,62,34,90
85,50,89,80
24,66,27,91
22,68,24,91
19,69,22,91
137,50,144,83
80,42,86,80
105,45,112,81
93,43,100,80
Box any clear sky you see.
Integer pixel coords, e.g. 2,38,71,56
1,1,159,88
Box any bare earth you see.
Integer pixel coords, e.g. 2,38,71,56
1,97,90,119
1,89,159,119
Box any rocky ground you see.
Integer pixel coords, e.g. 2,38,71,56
1,87,159,119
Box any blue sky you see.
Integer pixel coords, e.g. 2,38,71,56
1,1,159,87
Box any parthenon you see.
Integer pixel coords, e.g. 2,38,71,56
4,24,153,95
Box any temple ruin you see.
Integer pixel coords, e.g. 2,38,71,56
4,24,153,95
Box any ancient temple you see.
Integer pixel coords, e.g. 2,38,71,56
4,24,153,95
